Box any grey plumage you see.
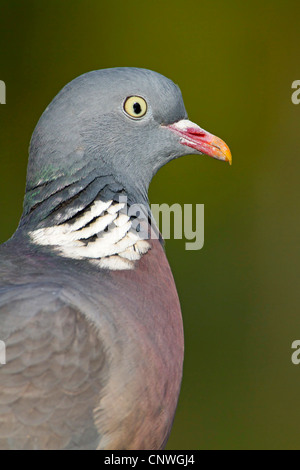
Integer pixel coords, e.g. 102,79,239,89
24,68,188,225
0,67,231,449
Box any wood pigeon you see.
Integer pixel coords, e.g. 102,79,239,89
0,68,231,450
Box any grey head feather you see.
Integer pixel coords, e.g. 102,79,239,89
23,68,190,229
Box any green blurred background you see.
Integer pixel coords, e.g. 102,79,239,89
0,0,299,450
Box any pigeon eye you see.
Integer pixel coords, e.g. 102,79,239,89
123,96,147,119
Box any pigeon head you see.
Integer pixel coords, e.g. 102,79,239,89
24,67,231,225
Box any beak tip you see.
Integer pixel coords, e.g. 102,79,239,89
226,153,233,166
219,142,232,166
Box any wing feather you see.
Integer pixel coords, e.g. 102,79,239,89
0,285,107,450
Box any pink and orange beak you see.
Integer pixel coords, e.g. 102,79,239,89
167,119,232,165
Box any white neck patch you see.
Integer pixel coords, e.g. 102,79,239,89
29,199,151,270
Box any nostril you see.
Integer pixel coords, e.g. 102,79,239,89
187,129,206,137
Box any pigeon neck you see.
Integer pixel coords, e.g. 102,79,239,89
19,173,158,270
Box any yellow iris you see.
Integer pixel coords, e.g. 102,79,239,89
124,96,147,118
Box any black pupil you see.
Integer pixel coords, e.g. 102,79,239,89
133,102,142,114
